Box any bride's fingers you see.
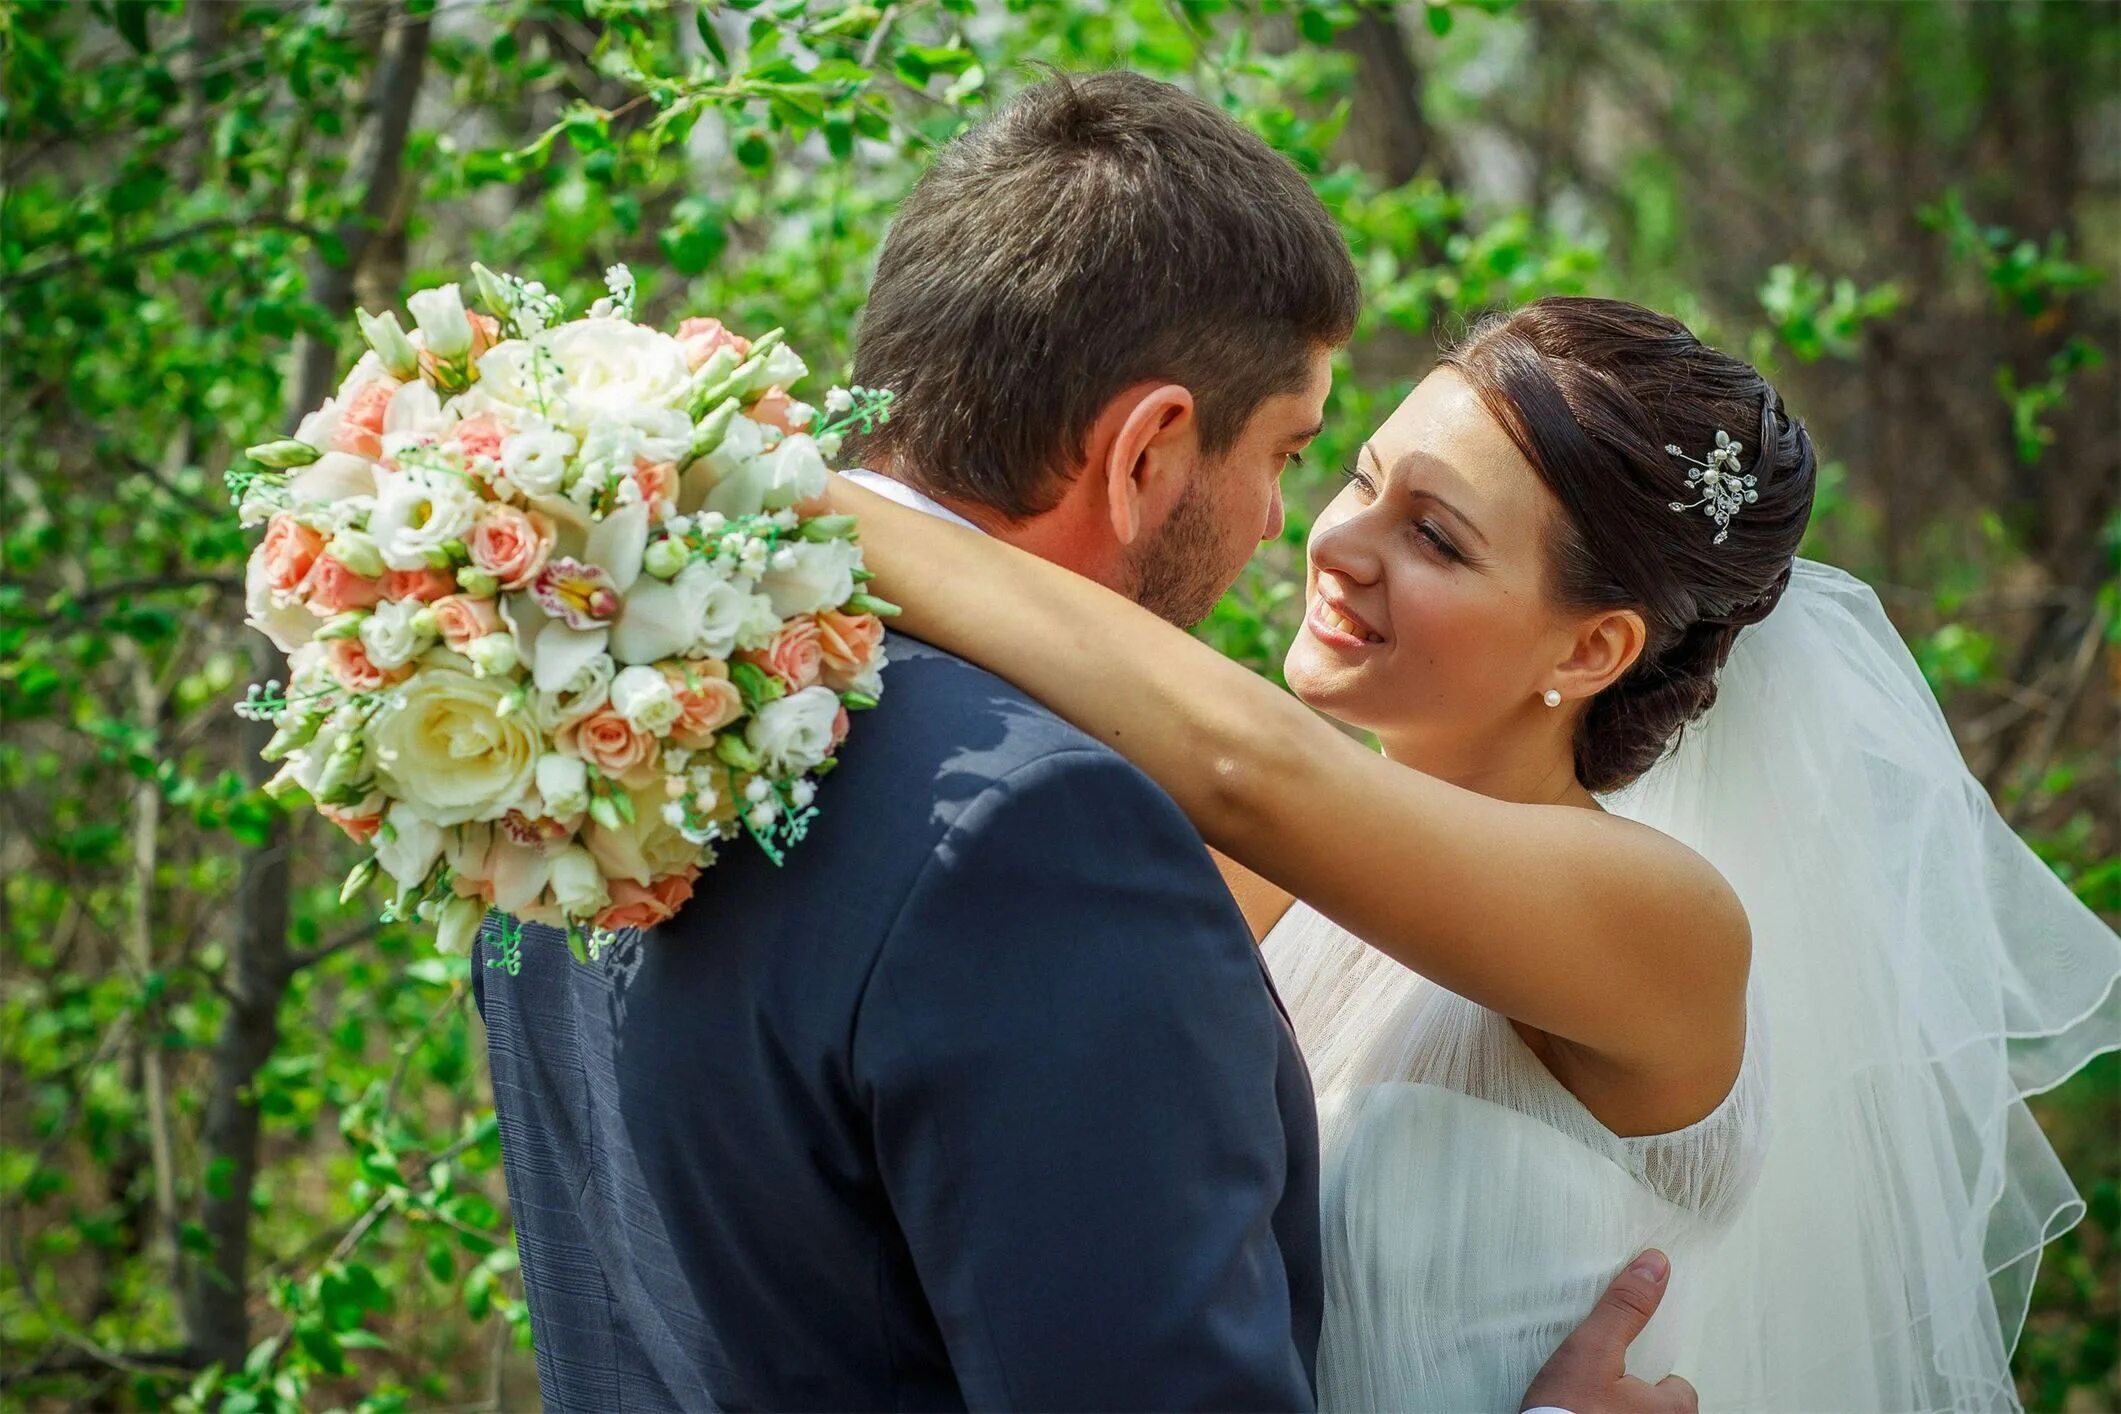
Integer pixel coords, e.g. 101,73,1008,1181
1654,1373,1699,1412
1574,1249,1672,1361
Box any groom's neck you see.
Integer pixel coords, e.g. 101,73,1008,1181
868,461,1135,601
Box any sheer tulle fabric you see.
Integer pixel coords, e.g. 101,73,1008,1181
1263,560,2120,1413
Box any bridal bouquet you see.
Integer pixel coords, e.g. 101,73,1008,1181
234,264,894,963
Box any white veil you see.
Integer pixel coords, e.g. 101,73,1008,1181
1601,558,2121,1411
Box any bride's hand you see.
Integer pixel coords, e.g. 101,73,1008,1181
1519,1251,1697,1414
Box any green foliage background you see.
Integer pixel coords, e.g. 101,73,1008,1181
2,1,2115,1408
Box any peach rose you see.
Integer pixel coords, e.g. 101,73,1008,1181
469,311,501,359
741,617,822,693
430,593,504,653
378,566,458,603
814,609,884,690
593,867,699,932
323,638,406,693
319,803,384,844
467,503,555,591
662,660,745,747
675,317,750,371
830,703,851,752
260,514,325,596
633,458,677,517
302,554,384,616
335,379,393,460
747,386,800,434
561,707,660,789
449,410,508,466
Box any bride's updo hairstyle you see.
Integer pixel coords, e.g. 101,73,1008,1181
1440,296,1817,792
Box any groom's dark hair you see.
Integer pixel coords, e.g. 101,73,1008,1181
847,70,1359,520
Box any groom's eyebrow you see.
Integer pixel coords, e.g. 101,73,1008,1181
1290,420,1324,444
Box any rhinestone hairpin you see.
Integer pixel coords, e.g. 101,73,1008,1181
1665,430,1758,545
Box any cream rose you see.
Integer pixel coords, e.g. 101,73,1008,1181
479,322,691,430
359,596,437,670
535,752,591,819
372,801,445,895
584,793,700,887
745,685,842,776
367,664,540,824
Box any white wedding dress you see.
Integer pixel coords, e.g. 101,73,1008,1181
1263,561,2120,1413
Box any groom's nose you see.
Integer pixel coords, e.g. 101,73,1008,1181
1262,483,1286,543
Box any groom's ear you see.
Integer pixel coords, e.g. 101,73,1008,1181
1552,607,1648,703
1091,382,1199,546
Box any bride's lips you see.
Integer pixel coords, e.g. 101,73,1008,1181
1305,592,1384,649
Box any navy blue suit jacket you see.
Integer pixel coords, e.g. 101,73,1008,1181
475,635,1321,1411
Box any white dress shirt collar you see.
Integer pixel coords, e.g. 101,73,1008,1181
841,468,987,536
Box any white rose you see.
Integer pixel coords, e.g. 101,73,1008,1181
535,752,591,819
245,549,317,654
546,843,610,917
369,470,480,571
288,451,379,506
580,407,692,472
367,664,540,825
692,577,755,660
759,538,862,618
293,397,345,454
334,351,398,402
359,597,436,670
372,801,445,894
407,283,474,360
478,322,690,429
746,685,842,776
610,664,681,734
499,424,578,498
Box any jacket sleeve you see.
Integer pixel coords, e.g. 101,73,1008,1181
852,747,1312,1412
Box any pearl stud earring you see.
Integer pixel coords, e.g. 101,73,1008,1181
1543,689,1563,708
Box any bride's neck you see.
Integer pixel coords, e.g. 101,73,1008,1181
1375,724,1598,811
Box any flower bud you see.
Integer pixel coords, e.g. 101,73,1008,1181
467,632,519,678
356,307,420,379
314,611,368,641
246,438,322,469
470,262,514,321
642,536,692,580
842,592,900,618
326,530,386,579
435,894,486,956
339,856,379,905
455,566,500,597
262,711,325,762
407,283,474,360
796,515,860,543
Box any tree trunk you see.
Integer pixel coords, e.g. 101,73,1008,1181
181,7,433,1369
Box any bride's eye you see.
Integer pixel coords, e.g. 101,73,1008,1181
1416,520,1463,563
1340,463,1375,497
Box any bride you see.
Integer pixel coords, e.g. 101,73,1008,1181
827,296,2121,1412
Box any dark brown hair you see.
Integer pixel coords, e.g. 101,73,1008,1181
846,71,1360,519
1441,296,1818,792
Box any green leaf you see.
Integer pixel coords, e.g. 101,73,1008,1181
112,0,152,54
696,11,729,68
1298,7,1338,44
735,132,772,171
1426,2,1456,37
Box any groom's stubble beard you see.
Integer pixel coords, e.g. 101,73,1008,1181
1127,466,1242,628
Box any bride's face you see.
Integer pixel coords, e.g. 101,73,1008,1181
1285,370,1583,764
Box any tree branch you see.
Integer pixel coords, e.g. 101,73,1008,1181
0,217,326,292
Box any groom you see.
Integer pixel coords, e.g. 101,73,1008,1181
476,72,1690,1413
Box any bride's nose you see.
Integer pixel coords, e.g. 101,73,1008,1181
1308,501,1383,587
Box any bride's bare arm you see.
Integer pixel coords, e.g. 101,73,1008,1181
832,477,1749,1082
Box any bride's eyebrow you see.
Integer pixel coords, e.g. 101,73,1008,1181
1367,442,1490,548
